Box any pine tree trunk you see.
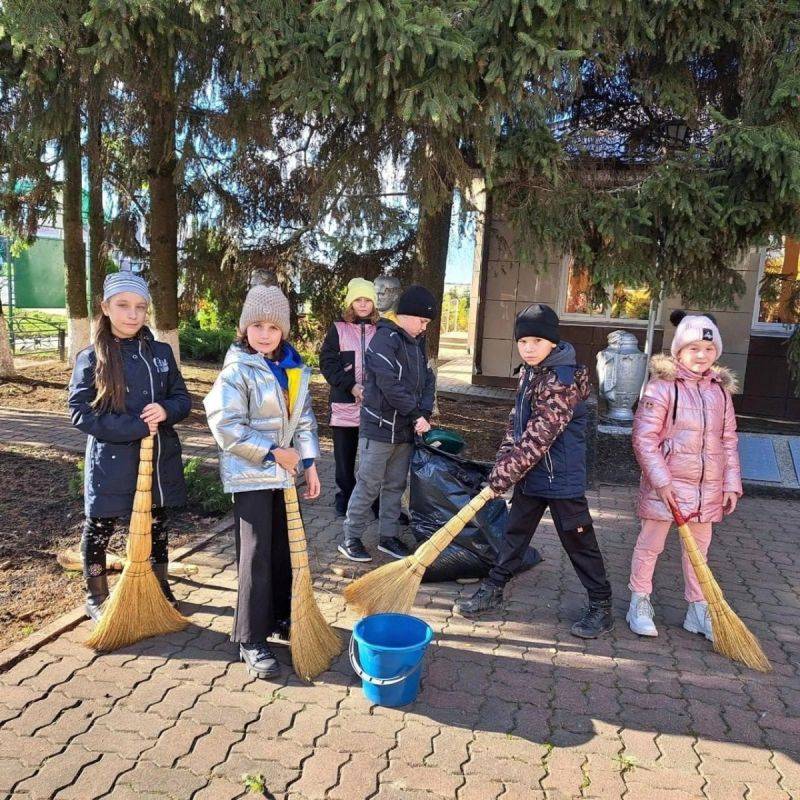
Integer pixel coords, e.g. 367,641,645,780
87,79,105,318
413,189,453,363
0,298,15,377
63,106,89,364
147,60,180,363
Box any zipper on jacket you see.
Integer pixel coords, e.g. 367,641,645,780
360,324,366,384
139,340,165,506
697,382,706,518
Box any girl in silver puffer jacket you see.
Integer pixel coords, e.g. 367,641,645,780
204,285,320,679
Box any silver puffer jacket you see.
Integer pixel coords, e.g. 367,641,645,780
203,344,320,493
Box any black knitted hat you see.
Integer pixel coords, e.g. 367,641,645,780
397,285,438,318
514,303,560,344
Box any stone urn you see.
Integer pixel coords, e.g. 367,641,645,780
596,330,648,425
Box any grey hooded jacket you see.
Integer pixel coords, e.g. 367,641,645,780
203,344,320,493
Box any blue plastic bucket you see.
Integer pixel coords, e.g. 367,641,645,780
350,613,433,707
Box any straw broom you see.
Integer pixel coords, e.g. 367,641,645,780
669,502,771,672
281,367,341,681
86,435,188,651
284,482,342,681
344,485,496,616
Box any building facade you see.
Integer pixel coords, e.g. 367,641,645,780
469,213,799,420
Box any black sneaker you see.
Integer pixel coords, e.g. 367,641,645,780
240,642,280,679
338,539,372,562
378,537,412,559
454,581,504,617
271,618,290,642
571,599,615,639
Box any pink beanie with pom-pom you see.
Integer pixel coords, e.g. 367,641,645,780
670,309,723,358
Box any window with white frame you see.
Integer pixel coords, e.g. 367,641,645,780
753,235,800,334
559,255,652,324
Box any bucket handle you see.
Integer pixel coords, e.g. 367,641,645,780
349,636,422,687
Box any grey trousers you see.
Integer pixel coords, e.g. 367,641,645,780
342,438,413,542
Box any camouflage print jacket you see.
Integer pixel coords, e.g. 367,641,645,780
488,343,590,498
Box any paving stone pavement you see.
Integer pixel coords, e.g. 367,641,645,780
2,411,800,798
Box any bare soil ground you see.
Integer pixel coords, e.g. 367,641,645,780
0,440,224,651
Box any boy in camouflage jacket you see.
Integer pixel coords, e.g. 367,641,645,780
455,304,614,638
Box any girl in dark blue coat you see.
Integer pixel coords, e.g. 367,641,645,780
68,273,191,622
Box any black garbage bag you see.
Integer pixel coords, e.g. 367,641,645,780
409,442,542,583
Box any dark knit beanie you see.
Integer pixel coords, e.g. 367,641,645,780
514,303,560,344
397,285,438,318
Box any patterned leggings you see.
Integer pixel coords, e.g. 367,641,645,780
81,508,169,578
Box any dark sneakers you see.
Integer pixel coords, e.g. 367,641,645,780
271,618,291,643
338,539,372,562
571,599,614,638
454,581,505,617
240,642,280,679
378,537,412,559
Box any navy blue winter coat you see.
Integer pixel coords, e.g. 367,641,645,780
68,327,191,518
359,318,435,444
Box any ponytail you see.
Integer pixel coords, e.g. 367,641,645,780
91,314,127,413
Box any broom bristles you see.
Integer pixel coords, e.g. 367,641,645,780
86,435,189,652
344,486,495,617
85,564,188,651
290,568,342,681
677,522,771,672
284,485,341,681
343,556,425,617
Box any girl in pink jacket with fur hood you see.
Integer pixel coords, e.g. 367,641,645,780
627,310,743,641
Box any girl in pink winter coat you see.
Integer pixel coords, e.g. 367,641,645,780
627,310,743,641
319,278,379,517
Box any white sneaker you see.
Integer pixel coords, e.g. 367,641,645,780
626,592,658,637
683,601,714,642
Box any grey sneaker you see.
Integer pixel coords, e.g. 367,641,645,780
454,581,505,617
239,642,280,679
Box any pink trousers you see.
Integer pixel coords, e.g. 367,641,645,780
629,519,713,602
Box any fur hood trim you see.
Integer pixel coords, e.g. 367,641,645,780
649,353,738,393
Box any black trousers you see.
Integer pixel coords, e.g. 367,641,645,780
332,425,379,517
332,426,360,514
231,489,292,644
81,507,169,578
488,486,612,602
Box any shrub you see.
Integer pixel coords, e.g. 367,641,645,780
183,458,232,515
69,460,84,499
179,321,235,362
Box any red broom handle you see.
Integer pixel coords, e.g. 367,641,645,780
668,501,686,526
668,500,699,527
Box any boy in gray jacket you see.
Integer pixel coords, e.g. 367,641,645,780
339,285,437,562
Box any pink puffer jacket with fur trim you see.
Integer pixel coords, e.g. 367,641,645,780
632,355,743,523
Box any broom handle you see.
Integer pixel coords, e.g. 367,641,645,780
414,485,496,568
667,501,705,560
125,435,155,572
284,483,309,571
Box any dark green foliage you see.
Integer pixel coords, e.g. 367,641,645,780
183,458,232,516
178,321,235,362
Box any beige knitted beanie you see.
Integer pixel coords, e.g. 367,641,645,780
239,284,291,338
